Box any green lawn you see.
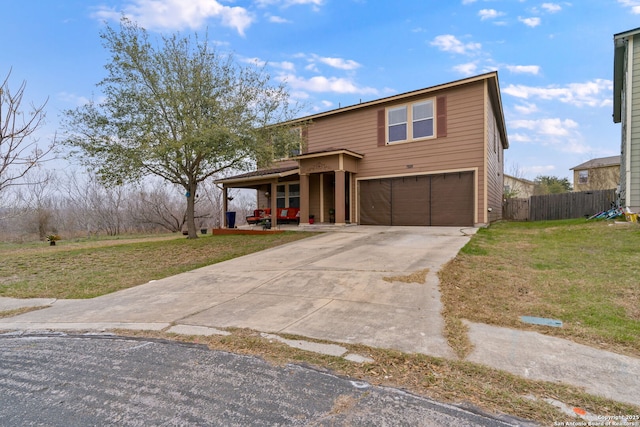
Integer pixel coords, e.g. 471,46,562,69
439,219,640,358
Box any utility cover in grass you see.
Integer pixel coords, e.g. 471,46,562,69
520,316,563,327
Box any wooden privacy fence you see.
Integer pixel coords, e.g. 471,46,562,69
503,189,617,221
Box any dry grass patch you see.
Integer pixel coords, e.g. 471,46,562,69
119,328,640,426
439,219,640,357
382,268,429,284
0,305,49,319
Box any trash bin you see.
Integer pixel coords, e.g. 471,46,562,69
225,211,236,228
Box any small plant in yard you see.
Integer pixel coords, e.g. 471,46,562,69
46,234,61,245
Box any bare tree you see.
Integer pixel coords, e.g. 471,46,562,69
1,69,55,193
61,171,128,237
15,169,59,240
128,181,187,233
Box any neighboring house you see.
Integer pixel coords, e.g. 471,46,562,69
570,156,620,192
217,72,509,227
503,174,535,198
614,27,640,212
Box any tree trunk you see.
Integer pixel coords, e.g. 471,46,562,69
185,181,198,239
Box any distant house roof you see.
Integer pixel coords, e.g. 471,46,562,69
570,155,621,170
504,174,534,185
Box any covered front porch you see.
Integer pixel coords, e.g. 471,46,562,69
217,149,363,228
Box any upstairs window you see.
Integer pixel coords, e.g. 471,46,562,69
388,107,407,143
386,99,434,144
578,170,588,184
412,101,434,139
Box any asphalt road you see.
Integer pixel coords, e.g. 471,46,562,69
0,333,532,426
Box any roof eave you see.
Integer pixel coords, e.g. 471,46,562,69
286,71,503,123
215,168,299,185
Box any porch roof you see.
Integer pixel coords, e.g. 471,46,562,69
215,165,299,185
293,147,364,160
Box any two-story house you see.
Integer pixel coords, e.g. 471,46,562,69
614,27,640,212
570,156,620,192
217,72,509,227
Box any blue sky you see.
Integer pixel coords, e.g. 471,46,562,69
4,0,640,182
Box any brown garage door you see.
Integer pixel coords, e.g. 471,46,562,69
359,172,474,226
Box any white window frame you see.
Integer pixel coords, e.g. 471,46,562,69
276,182,300,208
578,170,589,184
386,99,435,144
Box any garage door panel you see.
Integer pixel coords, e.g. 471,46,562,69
359,179,391,225
391,176,430,226
430,172,474,226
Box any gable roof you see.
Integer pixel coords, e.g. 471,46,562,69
287,71,509,149
504,174,535,185
570,155,621,171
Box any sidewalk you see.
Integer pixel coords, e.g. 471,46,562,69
1,226,639,407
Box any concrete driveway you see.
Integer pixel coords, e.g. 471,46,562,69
0,226,474,358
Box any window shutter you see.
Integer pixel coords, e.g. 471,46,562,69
436,96,447,138
377,109,386,146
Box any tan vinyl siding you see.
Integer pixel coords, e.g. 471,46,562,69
485,82,505,224
305,81,487,224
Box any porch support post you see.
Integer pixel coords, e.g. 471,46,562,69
334,170,346,225
300,174,310,224
223,186,229,228
270,180,278,228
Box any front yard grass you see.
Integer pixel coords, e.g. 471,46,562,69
0,232,316,299
439,219,640,358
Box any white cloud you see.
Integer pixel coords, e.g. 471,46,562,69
514,102,539,115
519,16,541,27
430,34,481,55
58,92,92,106
274,61,296,71
505,65,540,75
315,56,361,71
453,62,478,76
510,118,578,137
305,63,320,73
502,79,613,108
541,3,562,13
268,15,290,23
281,74,378,95
462,0,477,4
618,0,640,14
509,119,590,154
297,54,362,71
93,0,253,35
255,0,324,9
509,133,533,143
478,9,505,20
